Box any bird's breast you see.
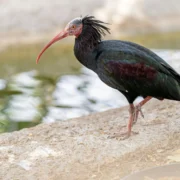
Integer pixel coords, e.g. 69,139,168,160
97,68,126,92
74,46,98,72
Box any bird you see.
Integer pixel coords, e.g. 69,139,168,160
36,16,180,139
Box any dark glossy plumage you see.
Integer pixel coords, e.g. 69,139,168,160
74,16,180,104
37,15,180,138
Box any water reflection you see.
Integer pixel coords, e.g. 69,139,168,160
0,50,180,132
0,80,6,90
45,68,126,122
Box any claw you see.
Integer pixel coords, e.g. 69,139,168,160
135,105,144,118
108,132,130,140
110,97,152,140
136,105,144,118
108,130,138,140
132,105,144,124
139,108,144,118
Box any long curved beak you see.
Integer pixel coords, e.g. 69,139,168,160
36,30,68,64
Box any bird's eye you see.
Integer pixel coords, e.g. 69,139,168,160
72,25,76,29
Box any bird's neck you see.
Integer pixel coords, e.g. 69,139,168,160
74,32,99,71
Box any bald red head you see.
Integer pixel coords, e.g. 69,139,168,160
36,17,83,64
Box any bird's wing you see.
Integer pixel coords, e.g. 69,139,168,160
122,41,180,83
96,48,180,100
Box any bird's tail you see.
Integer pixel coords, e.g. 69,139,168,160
169,74,180,101
161,63,180,100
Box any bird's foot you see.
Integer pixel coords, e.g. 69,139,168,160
133,105,144,124
108,132,130,140
108,127,138,140
137,105,144,118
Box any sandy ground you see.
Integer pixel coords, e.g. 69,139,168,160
0,99,180,180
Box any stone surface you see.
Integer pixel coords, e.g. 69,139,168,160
0,0,180,36
0,0,103,34
95,0,180,35
0,99,180,180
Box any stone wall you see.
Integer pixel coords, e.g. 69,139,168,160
0,0,180,36
95,0,180,34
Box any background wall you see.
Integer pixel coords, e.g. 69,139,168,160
0,0,180,37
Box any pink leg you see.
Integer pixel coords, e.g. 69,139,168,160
127,104,135,136
133,96,152,124
109,104,136,139
109,96,153,140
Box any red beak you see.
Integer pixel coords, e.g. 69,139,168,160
36,30,68,64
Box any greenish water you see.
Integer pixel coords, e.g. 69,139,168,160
122,31,180,49
0,43,81,78
0,32,180,133
0,42,81,132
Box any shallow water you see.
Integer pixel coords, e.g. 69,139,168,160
0,47,180,132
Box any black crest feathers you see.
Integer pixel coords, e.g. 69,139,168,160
81,16,110,43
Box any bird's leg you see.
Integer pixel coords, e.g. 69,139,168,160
123,97,152,139
109,97,152,140
133,96,152,124
133,105,144,125
109,104,137,140
127,104,135,136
